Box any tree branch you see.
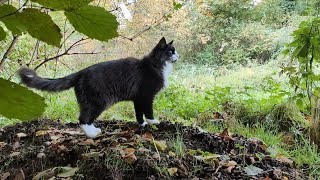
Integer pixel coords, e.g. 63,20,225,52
0,35,19,71
119,14,167,41
34,38,96,70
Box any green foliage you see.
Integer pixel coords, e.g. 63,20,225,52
0,4,25,35
65,6,119,41
0,26,5,40
0,78,46,120
268,102,310,132
31,0,93,10
0,1,119,46
173,2,182,10
20,8,62,47
282,17,320,111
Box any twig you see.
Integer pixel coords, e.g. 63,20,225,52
34,51,99,70
151,137,161,162
109,1,136,12
34,37,90,70
0,35,19,71
26,40,40,66
120,14,167,41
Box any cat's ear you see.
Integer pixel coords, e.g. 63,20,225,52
158,37,167,48
168,40,173,45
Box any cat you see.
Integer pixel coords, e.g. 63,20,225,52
19,37,179,138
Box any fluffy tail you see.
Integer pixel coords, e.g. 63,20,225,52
18,68,79,92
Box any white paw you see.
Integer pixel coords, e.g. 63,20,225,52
80,124,102,138
146,119,160,125
140,121,148,127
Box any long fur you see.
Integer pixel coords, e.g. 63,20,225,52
19,37,178,129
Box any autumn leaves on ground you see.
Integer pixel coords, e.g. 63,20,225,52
0,119,304,180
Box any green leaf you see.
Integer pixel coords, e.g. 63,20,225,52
57,167,79,177
0,78,46,120
65,5,119,41
20,8,62,47
173,2,182,10
243,165,263,176
0,4,25,35
0,26,6,40
31,0,93,10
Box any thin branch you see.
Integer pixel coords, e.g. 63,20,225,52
109,1,136,12
34,38,99,70
119,14,167,41
0,35,19,71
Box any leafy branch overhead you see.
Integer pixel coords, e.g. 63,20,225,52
0,0,119,46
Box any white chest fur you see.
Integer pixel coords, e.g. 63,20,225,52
162,61,173,88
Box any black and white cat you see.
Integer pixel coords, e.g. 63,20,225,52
19,37,179,138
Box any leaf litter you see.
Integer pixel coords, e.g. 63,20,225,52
0,119,306,179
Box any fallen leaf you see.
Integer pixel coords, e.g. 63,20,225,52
50,135,60,141
219,128,230,137
1,172,10,180
35,130,48,136
37,152,46,158
82,152,101,160
152,153,160,160
58,145,67,152
12,141,20,149
273,169,283,179
10,152,21,157
142,132,153,141
123,148,135,155
64,129,83,135
219,128,234,141
32,169,57,180
57,167,79,178
137,147,151,153
226,166,235,173
259,177,272,180
0,141,7,148
219,160,237,167
79,139,97,146
13,169,25,180
276,156,294,167
16,132,27,138
153,140,167,151
168,167,178,176
123,153,137,164
282,176,289,180
244,165,263,176
169,151,176,157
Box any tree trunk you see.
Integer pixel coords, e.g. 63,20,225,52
310,97,320,150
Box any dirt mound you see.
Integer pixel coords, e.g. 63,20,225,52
0,119,304,180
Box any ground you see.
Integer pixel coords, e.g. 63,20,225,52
0,119,306,180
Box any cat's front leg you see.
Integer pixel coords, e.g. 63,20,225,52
134,100,148,126
143,98,160,125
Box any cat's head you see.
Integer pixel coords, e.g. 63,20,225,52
150,37,179,64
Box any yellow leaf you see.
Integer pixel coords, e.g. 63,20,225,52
35,130,47,136
16,132,27,138
168,167,178,176
153,140,167,151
